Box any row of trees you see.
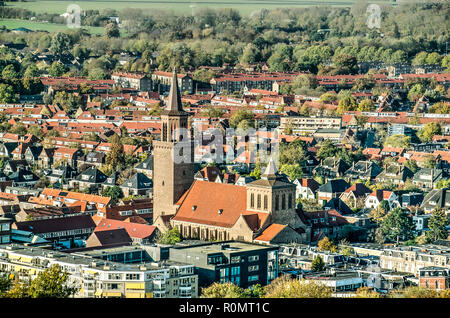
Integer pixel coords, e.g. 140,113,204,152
1,3,448,76
200,276,449,298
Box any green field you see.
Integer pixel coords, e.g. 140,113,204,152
7,0,392,16
0,18,105,34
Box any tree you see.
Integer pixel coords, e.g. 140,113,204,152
157,227,181,245
311,255,326,272
407,83,425,102
28,126,44,139
229,109,254,128
50,32,72,56
316,140,339,160
102,186,124,203
426,209,449,243
379,208,415,245
201,282,249,298
105,134,125,168
389,286,448,298
418,122,442,143
279,164,303,181
384,134,411,149
336,95,357,115
48,61,68,77
279,140,306,166
357,99,375,112
428,102,449,114
263,276,332,298
1,64,18,80
52,91,81,116
0,272,11,296
317,236,337,253
355,287,381,298
404,159,419,174
104,23,120,38
4,264,78,298
333,54,358,75
0,84,17,103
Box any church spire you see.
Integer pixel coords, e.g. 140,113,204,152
261,157,278,180
166,67,183,113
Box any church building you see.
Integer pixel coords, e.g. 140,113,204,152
153,69,311,244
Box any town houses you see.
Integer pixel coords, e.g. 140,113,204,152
0,21,449,298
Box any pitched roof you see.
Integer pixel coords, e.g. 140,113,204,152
173,180,260,228
13,214,96,234
254,224,287,242
89,228,133,247
95,218,156,239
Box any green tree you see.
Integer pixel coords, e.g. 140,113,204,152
418,122,442,142
317,237,337,253
426,209,449,243
48,61,68,77
1,64,18,80
5,264,78,298
279,163,303,181
52,91,81,116
311,255,326,272
50,32,72,57
0,84,17,103
316,140,339,160
357,99,375,112
407,84,425,102
336,95,357,115
379,208,415,245
102,186,124,203
201,282,249,298
404,159,419,174
355,287,381,298
0,272,11,296
157,227,182,245
263,276,332,298
384,134,411,149
229,109,254,128
104,23,120,38
389,286,448,298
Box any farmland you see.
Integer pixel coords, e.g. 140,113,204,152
0,18,105,34
5,0,393,16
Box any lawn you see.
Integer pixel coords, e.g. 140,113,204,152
6,0,391,16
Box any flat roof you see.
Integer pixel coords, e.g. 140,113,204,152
0,244,191,271
172,241,276,255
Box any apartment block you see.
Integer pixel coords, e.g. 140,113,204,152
280,116,342,134
169,241,279,289
0,244,198,298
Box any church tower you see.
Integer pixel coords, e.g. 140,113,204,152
246,158,306,230
153,69,194,225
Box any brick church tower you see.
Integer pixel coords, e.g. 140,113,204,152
153,69,194,225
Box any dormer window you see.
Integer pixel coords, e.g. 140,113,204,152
218,209,223,215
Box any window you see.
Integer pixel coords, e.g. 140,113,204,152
288,193,293,209
231,256,240,264
264,195,268,210
248,265,259,272
282,194,286,210
257,194,261,209
220,268,229,278
125,273,141,280
248,255,259,262
275,195,279,211
248,275,259,282
250,193,254,208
